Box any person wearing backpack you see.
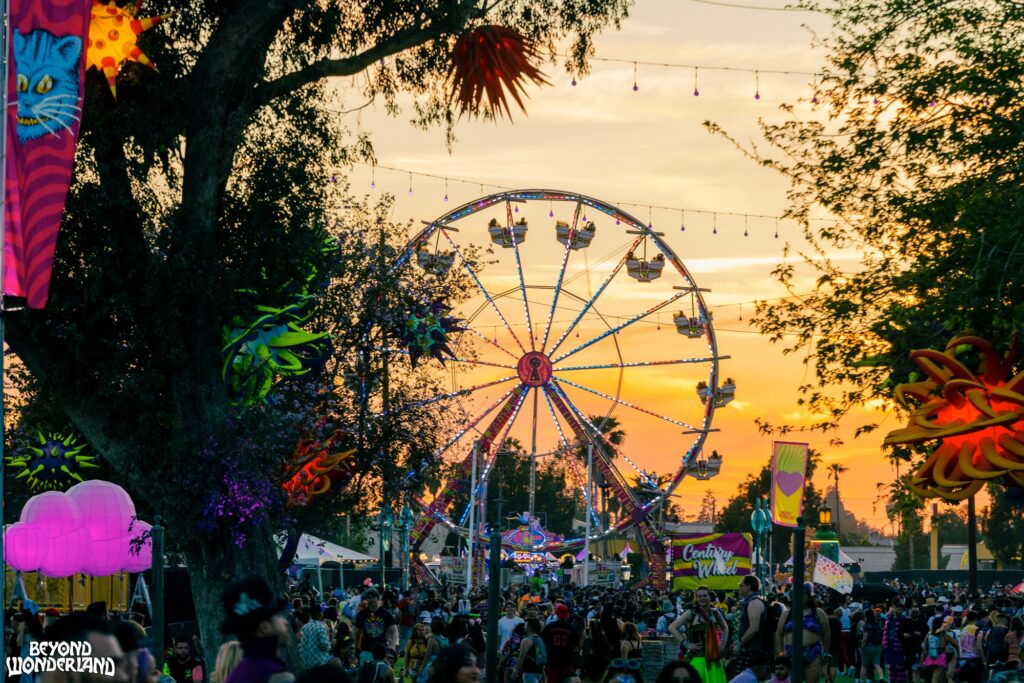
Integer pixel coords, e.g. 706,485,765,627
513,618,547,683
919,620,957,683
731,576,771,673
984,612,1011,671
858,609,884,683
357,643,396,683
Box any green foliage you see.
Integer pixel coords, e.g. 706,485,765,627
710,0,1024,441
981,483,1024,568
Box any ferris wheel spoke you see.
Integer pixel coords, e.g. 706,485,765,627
556,356,726,372
401,384,519,483
547,380,661,491
551,290,689,365
554,376,710,435
458,386,531,526
382,375,517,417
379,346,517,370
507,201,535,350
463,326,520,361
548,234,645,357
541,388,601,527
441,229,528,354
539,202,582,353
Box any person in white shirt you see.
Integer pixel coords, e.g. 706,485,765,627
498,603,525,650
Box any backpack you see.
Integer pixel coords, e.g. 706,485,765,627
986,626,1010,663
531,634,548,667
357,661,388,683
865,621,884,647
754,598,778,654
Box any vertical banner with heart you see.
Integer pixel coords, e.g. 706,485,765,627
4,0,92,308
770,441,809,527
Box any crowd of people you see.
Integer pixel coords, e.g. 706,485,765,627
4,573,1023,683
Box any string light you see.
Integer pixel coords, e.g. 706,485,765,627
444,178,449,202
743,215,749,237
349,162,840,227
713,213,718,235
774,217,779,239
680,210,686,232
408,172,413,195
754,70,761,100
693,67,700,97
633,62,639,92
571,75,577,86
370,165,375,190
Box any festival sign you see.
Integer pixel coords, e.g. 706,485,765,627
770,441,809,527
670,532,752,591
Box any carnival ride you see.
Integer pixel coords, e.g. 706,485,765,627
395,190,733,588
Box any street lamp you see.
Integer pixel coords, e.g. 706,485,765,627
813,505,839,563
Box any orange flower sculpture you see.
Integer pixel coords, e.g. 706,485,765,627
86,0,170,98
884,334,1024,501
280,431,357,508
449,25,549,119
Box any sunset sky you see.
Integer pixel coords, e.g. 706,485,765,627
333,0,911,531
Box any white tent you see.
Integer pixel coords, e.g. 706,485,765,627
287,533,376,566
783,548,857,566
278,533,375,594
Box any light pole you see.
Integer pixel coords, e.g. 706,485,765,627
751,499,770,591
379,505,393,588
400,505,413,589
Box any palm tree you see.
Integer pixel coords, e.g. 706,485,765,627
828,463,848,539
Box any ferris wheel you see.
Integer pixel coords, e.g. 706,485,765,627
397,190,733,579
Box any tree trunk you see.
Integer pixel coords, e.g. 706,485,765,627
184,523,284,656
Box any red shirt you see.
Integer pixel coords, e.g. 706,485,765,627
397,598,416,628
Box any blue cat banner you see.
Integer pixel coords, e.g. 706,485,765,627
4,0,91,308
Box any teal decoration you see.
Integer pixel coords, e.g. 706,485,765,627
7,432,98,492
221,294,333,407
397,299,463,367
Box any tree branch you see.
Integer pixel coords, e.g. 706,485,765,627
254,23,449,108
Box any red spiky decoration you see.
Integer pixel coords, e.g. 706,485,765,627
449,26,549,119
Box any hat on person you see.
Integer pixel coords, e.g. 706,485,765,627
925,597,937,606
951,605,964,613
221,576,288,635
418,611,432,623
364,589,380,600
555,603,571,619
937,596,950,603
22,599,39,616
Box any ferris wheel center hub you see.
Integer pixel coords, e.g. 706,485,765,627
517,351,553,387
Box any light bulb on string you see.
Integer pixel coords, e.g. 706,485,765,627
811,75,819,104
571,75,577,86
713,213,718,235
739,303,743,321
744,215,748,237
408,172,413,196
693,67,700,97
774,217,779,239
370,166,376,190
754,71,761,100
443,178,449,202
680,210,686,232
647,206,652,230
549,201,554,218
633,62,639,92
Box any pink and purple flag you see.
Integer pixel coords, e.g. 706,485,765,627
5,0,91,308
